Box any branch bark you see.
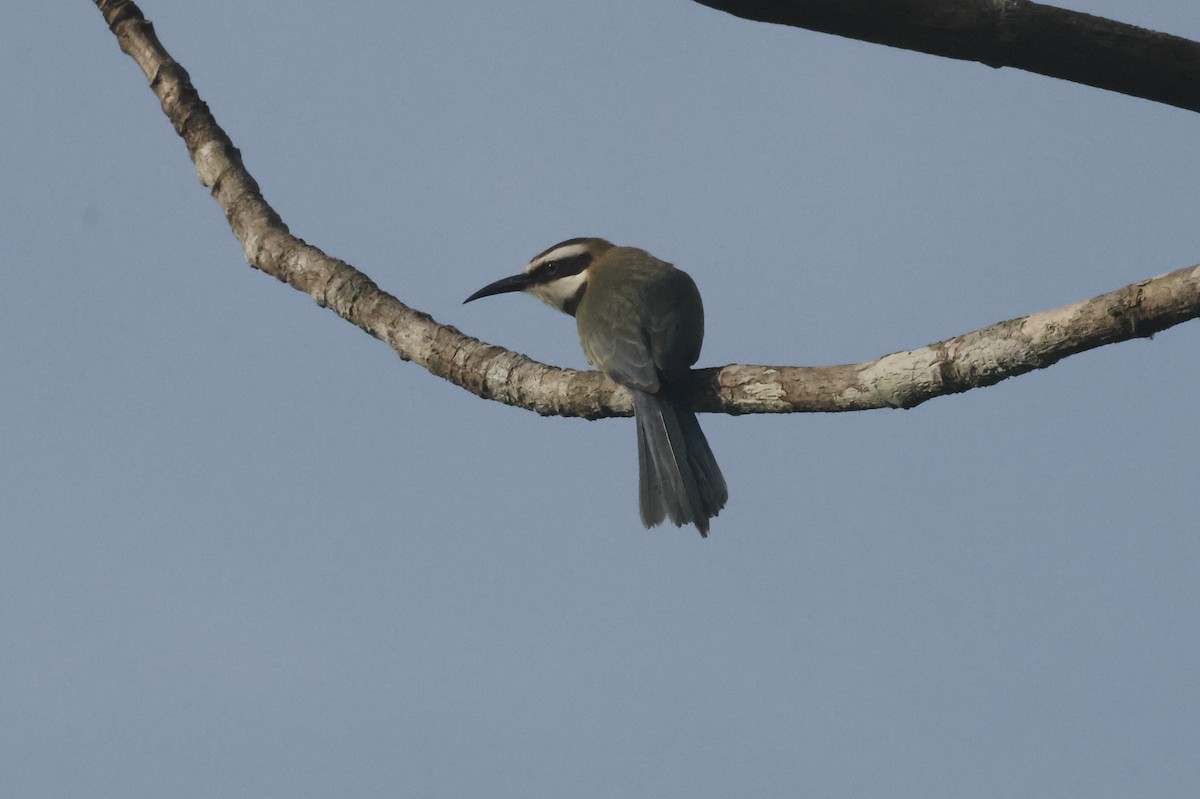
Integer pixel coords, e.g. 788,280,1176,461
94,0,1200,419
691,0,1200,113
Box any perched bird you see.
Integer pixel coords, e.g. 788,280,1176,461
464,238,727,535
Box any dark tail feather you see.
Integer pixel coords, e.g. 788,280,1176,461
633,389,728,536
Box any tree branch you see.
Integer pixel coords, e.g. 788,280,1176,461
691,0,1200,113
95,0,1200,419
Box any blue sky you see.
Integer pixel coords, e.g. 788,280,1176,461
3,2,1198,797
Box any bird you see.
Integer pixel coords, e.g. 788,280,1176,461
464,238,727,536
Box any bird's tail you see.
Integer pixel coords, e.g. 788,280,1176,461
633,389,728,536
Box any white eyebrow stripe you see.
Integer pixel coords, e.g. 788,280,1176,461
525,242,591,272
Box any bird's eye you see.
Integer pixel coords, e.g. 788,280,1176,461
544,261,558,276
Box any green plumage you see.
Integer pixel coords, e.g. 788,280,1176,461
465,238,728,535
575,246,726,535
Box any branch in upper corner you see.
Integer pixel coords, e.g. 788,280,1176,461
691,0,1200,113
94,0,1200,420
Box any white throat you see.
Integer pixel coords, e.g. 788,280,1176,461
529,271,587,313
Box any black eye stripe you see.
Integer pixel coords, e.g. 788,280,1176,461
533,252,591,282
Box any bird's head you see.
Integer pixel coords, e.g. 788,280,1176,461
464,237,614,316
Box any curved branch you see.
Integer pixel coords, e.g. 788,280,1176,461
95,0,1200,419
692,0,1200,113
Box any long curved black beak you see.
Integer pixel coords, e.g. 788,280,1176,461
464,273,532,304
